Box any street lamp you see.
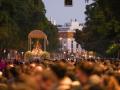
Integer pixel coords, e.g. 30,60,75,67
21,52,24,60
59,37,63,50
68,38,71,53
59,37,63,59
59,37,62,41
68,38,71,41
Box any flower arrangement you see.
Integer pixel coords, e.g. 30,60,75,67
24,50,50,60
41,51,50,59
24,51,33,60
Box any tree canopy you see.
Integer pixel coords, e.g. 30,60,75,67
0,0,59,51
74,0,120,57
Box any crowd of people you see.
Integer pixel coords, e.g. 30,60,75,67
0,58,120,90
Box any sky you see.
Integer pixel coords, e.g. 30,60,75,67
43,0,92,25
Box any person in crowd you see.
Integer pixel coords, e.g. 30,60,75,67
0,58,120,90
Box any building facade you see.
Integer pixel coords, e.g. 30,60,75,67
57,20,83,53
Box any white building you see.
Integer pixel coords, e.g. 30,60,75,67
57,19,83,53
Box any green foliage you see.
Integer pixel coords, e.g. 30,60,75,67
0,0,59,51
106,44,120,56
75,0,120,57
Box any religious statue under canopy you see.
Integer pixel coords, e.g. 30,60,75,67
32,41,43,55
34,41,41,49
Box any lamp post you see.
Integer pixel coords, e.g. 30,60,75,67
68,38,71,53
21,52,24,60
3,49,7,59
59,37,63,59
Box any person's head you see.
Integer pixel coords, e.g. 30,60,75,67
50,62,67,80
9,67,19,78
76,61,94,85
89,74,101,85
89,84,105,90
93,64,105,76
40,70,57,90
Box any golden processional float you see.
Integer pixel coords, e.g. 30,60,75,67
24,30,50,61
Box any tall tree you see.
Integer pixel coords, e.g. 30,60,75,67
75,0,120,57
0,0,59,51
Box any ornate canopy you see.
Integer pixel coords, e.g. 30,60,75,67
28,30,48,51
28,30,47,39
